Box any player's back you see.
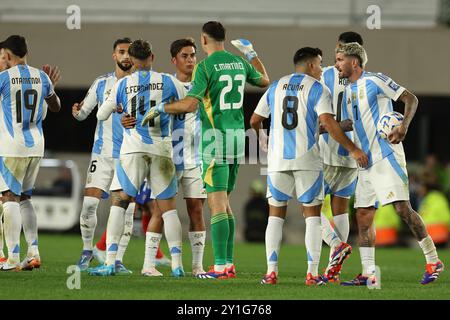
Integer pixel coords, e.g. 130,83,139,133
264,73,328,172
197,50,257,131
0,64,53,157
190,50,262,163
116,69,181,158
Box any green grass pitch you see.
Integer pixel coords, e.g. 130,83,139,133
0,234,448,300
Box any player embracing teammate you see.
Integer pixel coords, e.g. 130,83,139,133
142,21,270,279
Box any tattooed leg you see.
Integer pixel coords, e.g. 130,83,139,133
356,207,376,247
111,190,131,209
393,201,428,241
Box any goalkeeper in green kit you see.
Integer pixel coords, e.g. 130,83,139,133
142,21,270,279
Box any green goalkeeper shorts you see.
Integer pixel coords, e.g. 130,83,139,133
202,159,240,193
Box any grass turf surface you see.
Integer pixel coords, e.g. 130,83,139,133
0,234,448,300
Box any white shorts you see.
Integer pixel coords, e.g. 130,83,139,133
116,153,177,200
0,156,42,196
176,166,206,199
109,168,121,192
85,154,115,193
324,165,358,199
266,170,324,207
0,172,6,193
354,153,409,208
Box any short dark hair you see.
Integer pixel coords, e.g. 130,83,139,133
338,31,363,45
202,21,226,41
0,35,28,58
293,47,322,65
128,39,152,60
170,38,196,58
113,37,132,50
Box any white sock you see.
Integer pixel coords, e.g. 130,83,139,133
265,216,284,274
0,202,4,258
418,236,439,264
3,202,21,263
116,202,135,262
333,213,349,243
214,264,226,272
79,196,99,251
106,206,125,266
305,216,322,276
320,212,341,249
143,232,162,270
20,199,39,258
188,231,205,270
359,247,375,276
162,209,183,270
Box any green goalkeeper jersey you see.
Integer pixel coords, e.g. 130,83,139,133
187,50,263,163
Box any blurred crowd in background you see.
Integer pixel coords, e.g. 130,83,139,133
244,154,450,247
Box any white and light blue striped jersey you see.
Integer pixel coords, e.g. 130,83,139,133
320,66,356,168
343,71,406,168
0,64,54,157
97,70,183,158
74,72,124,159
171,78,201,171
254,73,334,172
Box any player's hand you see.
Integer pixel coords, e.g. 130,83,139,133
340,119,353,132
141,103,164,126
42,64,61,87
72,101,83,117
350,148,369,168
121,113,136,129
114,104,124,114
388,124,407,144
231,39,258,61
259,130,268,153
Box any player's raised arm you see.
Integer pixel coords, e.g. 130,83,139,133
40,70,61,113
388,89,418,144
40,64,61,113
231,39,269,87
45,92,61,113
42,64,61,87
249,57,269,87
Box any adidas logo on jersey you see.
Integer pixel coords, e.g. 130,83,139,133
387,191,395,199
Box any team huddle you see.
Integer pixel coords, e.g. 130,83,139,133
0,21,444,286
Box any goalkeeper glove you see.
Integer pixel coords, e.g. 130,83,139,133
141,103,165,126
231,39,258,62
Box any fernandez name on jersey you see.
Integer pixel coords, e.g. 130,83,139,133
97,70,184,159
125,82,164,94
